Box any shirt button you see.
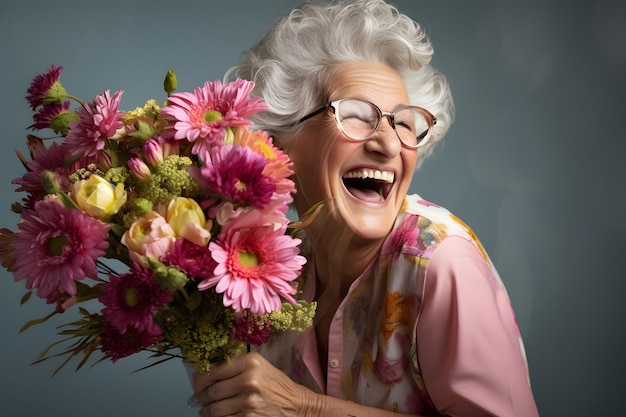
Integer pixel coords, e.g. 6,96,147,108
329,359,340,368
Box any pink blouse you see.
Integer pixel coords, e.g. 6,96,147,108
258,194,539,416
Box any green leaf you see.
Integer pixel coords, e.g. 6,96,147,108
20,290,33,305
19,311,57,332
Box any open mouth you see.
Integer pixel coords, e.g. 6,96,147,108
342,168,394,203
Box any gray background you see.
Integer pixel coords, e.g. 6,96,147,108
1,1,624,416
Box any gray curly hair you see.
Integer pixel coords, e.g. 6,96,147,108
226,0,454,166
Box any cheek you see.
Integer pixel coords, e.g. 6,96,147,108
288,125,344,171
401,151,418,182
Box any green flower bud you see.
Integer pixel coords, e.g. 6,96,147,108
164,69,177,95
41,170,61,194
149,257,189,290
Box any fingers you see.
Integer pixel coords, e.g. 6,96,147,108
193,354,262,406
192,357,241,394
195,371,243,404
193,353,297,416
199,392,266,417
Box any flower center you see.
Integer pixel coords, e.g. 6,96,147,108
47,235,67,256
257,141,275,159
124,287,138,307
239,251,259,268
235,180,247,190
204,110,223,124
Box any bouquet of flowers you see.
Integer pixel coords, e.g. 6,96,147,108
0,65,316,375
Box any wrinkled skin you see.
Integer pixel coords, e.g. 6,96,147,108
192,353,317,417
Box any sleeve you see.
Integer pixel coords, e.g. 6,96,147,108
416,236,539,417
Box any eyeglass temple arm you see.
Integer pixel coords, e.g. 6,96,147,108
297,105,329,124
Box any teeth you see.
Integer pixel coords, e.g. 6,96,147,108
343,169,394,183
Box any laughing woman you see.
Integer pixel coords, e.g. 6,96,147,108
191,1,540,416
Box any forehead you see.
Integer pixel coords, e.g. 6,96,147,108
327,62,409,108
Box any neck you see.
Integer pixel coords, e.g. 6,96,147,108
306,227,383,301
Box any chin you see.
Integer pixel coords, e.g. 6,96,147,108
335,199,398,244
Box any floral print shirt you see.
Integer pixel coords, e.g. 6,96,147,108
258,194,539,416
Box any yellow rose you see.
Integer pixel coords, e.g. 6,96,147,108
166,197,211,247
72,175,127,220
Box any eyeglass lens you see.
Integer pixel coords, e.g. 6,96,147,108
335,99,431,147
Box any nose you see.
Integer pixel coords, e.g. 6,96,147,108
364,115,402,157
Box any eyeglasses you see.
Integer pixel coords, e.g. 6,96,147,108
297,98,437,149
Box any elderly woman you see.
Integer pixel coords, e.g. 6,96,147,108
192,1,540,416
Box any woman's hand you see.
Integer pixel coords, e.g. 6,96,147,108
192,352,320,417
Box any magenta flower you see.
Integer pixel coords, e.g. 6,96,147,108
0,228,16,272
232,312,272,346
127,157,151,181
63,89,125,158
100,263,174,334
200,218,306,315
161,79,267,155
12,141,82,210
143,138,164,167
11,197,110,302
100,321,163,363
26,65,63,110
32,101,72,132
161,238,217,282
234,127,296,196
190,144,276,209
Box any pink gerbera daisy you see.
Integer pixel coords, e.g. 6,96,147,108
100,263,174,334
161,79,267,156
26,65,63,110
11,197,110,302
100,320,163,363
63,89,125,158
190,144,276,210
200,220,306,316
161,238,217,282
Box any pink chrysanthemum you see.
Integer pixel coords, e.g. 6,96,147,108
161,238,217,282
190,144,276,210
161,79,267,156
11,197,110,302
200,220,306,316
63,89,124,158
100,263,174,334
26,65,63,110
12,141,83,210
232,311,272,347
100,320,163,363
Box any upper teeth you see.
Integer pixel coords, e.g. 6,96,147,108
343,169,394,183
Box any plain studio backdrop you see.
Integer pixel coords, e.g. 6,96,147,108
0,1,624,416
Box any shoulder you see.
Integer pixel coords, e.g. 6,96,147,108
382,194,492,266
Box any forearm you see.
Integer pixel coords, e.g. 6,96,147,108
300,391,423,417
